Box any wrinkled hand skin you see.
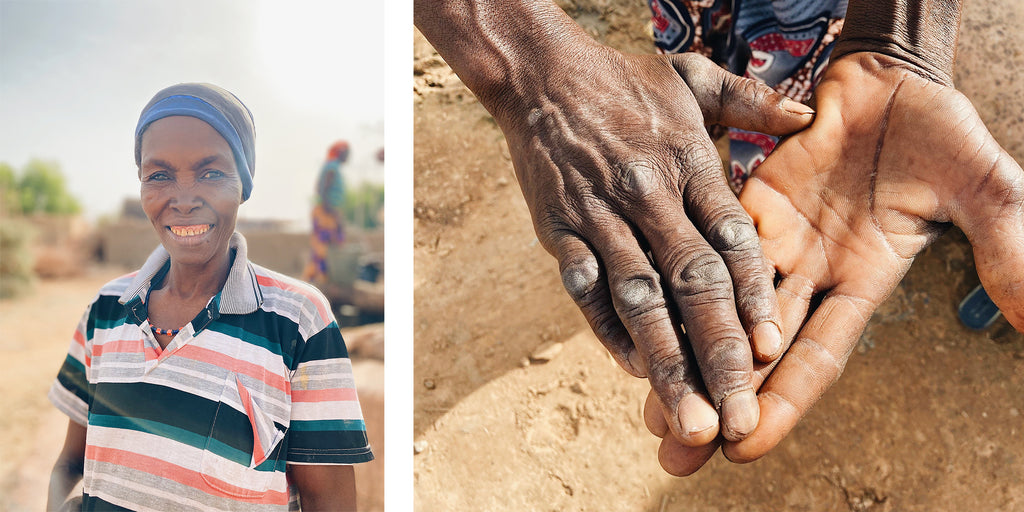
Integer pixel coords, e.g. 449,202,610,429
416,0,812,447
495,40,817,444
646,51,1024,476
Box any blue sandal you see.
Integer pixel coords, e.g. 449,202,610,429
958,284,1002,330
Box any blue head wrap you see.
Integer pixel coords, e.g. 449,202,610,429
134,83,256,201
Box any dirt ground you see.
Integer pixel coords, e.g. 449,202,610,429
0,266,385,511
413,1,1024,511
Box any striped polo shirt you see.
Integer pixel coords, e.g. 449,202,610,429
48,233,373,511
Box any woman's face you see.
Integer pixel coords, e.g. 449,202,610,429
139,116,242,269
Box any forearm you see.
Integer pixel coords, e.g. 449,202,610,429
48,420,86,511
414,0,597,122
47,462,83,511
833,0,963,85
290,464,357,511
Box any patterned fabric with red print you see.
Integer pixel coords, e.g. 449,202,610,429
649,0,846,192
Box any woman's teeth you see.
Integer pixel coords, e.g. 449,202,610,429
170,224,210,237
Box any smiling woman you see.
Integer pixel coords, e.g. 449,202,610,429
45,83,374,512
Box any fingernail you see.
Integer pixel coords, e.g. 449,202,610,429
628,349,647,378
782,97,815,115
679,394,718,436
720,390,759,441
754,321,784,360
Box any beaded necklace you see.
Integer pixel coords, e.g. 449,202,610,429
150,323,184,336
144,253,228,339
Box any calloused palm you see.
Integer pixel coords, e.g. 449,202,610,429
647,51,1024,475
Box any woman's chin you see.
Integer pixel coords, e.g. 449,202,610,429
159,227,232,268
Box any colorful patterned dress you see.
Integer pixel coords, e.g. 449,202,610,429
302,142,349,285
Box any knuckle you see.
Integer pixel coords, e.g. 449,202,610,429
793,335,845,382
735,284,775,323
560,256,601,302
534,211,574,253
611,273,665,315
613,160,672,204
705,213,759,253
671,52,702,76
703,341,750,379
673,135,721,179
728,76,770,104
590,310,626,344
720,75,768,110
674,51,698,66
704,368,751,404
645,344,690,390
671,252,732,299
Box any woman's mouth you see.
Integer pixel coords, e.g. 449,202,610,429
168,224,213,237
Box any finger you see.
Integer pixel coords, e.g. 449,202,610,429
580,215,720,442
971,217,1024,330
644,388,669,438
658,433,721,476
723,291,874,463
774,275,817,350
668,53,815,135
952,152,1024,330
547,229,646,376
644,386,719,446
685,163,784,361
751,274,817,386
614,151,760,441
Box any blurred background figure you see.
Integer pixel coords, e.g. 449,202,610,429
303,140,350,285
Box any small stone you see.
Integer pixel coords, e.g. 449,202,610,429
570,381,587,395
519,357,531,368
934,345,947,353
413,440,428,454
423,379,436,390
530,341,563,363
1010,408,1020,417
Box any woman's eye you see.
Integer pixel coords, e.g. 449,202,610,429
202,169,225,179
146,172,170,181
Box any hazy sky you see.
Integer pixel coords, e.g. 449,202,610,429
0,0,385,226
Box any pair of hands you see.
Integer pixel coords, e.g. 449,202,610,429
491,41,1024,473
648,51,1024,474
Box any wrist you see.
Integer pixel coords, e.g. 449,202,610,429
832,0,962,86
415,0,600,122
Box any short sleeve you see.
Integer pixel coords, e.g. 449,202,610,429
286,323,374,464
48,303,94,426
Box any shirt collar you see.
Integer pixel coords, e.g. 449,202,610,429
118,232,263,315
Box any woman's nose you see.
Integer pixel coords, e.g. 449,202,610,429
170,189,202,213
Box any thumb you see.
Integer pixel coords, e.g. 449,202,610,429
964,216,1024,331
953,152,1024,330
668,52,815,136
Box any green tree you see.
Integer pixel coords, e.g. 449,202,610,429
0,162,18,215
17,159,81,215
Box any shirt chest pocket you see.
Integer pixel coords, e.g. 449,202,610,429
200,373,287,498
